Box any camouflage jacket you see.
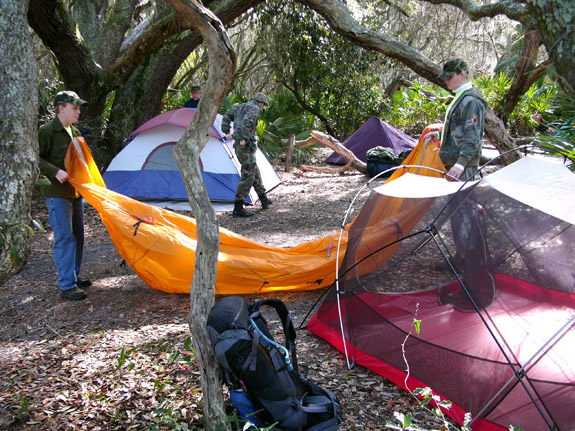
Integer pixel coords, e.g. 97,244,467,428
439,86,488,169
221,100,261,144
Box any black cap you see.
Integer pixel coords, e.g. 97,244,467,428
438,58,469,80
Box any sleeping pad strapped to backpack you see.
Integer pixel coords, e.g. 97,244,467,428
207,296,343,431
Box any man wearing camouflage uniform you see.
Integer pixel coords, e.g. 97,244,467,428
437,58,488,182
221,93,273,218
433,59,495,311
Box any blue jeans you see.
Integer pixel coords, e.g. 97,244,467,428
46,197,85,291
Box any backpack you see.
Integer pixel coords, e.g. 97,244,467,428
365,146,401,178
207,296,343,431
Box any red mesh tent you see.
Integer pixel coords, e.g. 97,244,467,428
325,116,416,164
307,156,575,430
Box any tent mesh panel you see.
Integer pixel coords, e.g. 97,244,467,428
313,181,575,430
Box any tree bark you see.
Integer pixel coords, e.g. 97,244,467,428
484,108,519,165
166,1,236,430
499,29,549,123
0,0,39,285
285,134,296,171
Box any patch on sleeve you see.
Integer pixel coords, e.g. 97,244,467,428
471,114,478,125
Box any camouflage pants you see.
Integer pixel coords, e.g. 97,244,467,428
451,165,486,265
444,165,496,308
234,142,265,203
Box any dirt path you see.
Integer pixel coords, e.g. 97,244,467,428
0,166,450,430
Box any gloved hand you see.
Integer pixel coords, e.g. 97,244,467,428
225,133,233,141
423,131,440,142
446,165,464,181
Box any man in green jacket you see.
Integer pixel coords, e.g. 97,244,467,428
437,58,488,181
433,59,495,311
221,93,273,218
38,91,91,301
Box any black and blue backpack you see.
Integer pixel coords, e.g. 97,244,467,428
207,296,343,431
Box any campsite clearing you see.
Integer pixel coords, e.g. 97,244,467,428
0,160,455,430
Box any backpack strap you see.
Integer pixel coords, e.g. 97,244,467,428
250,298,300,371
209,328,252,372
250,298,297,349
242,328,261,374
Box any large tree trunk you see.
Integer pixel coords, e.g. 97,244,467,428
499,29,549,123
166,1,236,430
0,0,39,285
526,0,575,98
484,108,519,165
106,33,203,165
28,0,264,166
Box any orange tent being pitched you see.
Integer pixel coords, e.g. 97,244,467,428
64,124,444,294
66,137,342,294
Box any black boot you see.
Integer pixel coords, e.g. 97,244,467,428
260,195,273,210
233,201,254,218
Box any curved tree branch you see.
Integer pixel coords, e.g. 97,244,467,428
500,29,549,121
419,0,533,26
299,0,519,162
106,14,187,85
298,0,445,86
28,0,99,97
165,1,236,430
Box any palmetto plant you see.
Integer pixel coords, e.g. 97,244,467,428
258,90,316,164
532,92,575,170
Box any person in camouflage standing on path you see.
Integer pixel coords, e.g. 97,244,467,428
222,93,273,218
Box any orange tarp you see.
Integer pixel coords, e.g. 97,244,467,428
65,125,444,295
341,124,446,277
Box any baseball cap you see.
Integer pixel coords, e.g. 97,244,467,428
191,85,202,92
53,91,88,107
438,58,469,80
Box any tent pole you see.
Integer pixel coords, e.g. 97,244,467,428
430,233,557,430
469,314,575,428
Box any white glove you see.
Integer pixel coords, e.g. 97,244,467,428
423,131,440,142
225,133,233,141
